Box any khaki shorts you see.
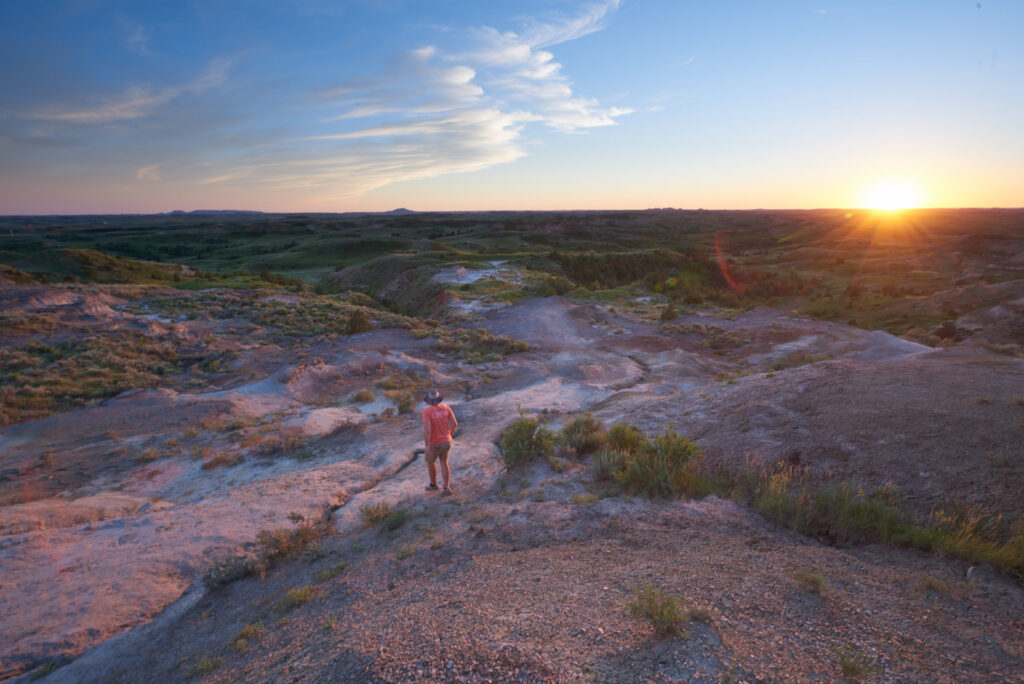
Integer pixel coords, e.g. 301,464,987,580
425,440,451,464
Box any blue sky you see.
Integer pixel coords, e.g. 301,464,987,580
1,0,1021,213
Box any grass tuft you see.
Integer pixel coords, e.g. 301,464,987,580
830,644,879,681
628,584,687,635
203,516,332,588
794,568,830,596
280,585,317,610
315,561,350,582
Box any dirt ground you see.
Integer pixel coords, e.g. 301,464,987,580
1,285,1023,682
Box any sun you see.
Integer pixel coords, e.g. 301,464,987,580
857,179,927,211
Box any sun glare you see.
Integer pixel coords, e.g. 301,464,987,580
857,179,927,211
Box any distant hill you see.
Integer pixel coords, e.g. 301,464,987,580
385,208,415,215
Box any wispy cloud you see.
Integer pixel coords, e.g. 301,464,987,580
118,15,152,56
238,0,632,198
17,2,631,205
30,58,232,124
136,164,161,182
520,0,621,48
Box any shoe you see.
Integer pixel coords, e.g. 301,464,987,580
425,483,439,491
441,487,453,497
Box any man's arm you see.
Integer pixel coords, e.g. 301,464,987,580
423,415,431,447
448,406,458,434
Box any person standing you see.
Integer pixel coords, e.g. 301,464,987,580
422,389,457,496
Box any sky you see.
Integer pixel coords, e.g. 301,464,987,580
1,0,1022,214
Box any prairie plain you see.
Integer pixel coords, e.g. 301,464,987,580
1,208,1022,682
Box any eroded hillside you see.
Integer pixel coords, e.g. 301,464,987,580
1,210,1022,682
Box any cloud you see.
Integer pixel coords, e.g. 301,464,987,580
80,2,630,205
29,57,232,124
268,0,631,199
118,16,152,56
136,164,161,182
520,0,621,48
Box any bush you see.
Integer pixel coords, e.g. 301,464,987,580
628,585,687,635
499,410,556,468
659,303,678,321
346,308,373,334
607,422,648,455
617,427,707,498
559,412,607,456
351,389,374,403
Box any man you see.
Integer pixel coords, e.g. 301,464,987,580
422,389,457,496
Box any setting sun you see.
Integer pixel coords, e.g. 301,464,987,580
857,179,928,211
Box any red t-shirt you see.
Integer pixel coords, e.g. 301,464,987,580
423,404,457,446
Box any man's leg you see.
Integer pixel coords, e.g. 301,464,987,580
439,454,450,490
425,450,438,488
438,441,452,492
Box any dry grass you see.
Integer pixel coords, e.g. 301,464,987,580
280,585,317,610
794,568,830,596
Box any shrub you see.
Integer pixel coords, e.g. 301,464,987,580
607,423,648,455
351,389,374,403
628,585,687,635
559,412,607,456
617,427,707,498
659,303,678,321
499,410,556,468
346,309,373,335
592,446,628,481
